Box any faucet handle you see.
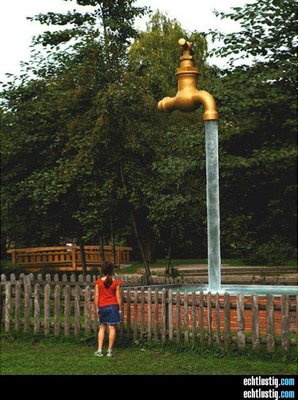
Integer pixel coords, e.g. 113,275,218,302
178,38,194,58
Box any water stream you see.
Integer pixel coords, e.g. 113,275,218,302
205,120,221,292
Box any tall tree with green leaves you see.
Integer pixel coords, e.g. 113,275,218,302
125,12,212,274
208,0,297,263
1,0,148,265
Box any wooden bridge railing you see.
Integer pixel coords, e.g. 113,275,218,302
7,245,132,271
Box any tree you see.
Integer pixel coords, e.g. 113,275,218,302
122,12,214,274
1,0,148,260
2,0,295,273
208,0,297,263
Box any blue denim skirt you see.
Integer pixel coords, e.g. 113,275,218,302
98,304,121,325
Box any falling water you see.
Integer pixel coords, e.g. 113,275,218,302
205,120,221,292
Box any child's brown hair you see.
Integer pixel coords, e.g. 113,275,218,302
100,261,115,288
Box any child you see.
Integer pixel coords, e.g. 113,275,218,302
94,261,123,357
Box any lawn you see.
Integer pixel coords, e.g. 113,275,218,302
1,334,297,375
118,258,229,275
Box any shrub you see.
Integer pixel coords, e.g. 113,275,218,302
244,236,297,266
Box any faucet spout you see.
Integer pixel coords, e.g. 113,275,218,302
157,96,178,113
158,38,219,121
193,90,219,121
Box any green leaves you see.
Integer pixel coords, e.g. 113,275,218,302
129,12,208,101
1,0,149,248
1,1,296,264
210,0,297,72
27,11,96,27
208,0,297,260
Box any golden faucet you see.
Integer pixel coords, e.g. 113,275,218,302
158,38,219,120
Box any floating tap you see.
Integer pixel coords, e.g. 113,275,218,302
158,38,219,121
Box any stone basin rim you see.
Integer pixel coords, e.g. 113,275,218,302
123,284,298,296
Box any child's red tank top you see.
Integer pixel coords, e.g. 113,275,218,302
96,278,122,307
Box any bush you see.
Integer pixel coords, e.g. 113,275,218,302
244,237,297,266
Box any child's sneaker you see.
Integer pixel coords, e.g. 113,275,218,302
94,350,104,357
106,350,114,357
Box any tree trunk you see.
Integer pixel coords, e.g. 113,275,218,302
119,164,152,283
1,237,8,260
143,238,156,264
110,218,116,265
165,228,175,276
99,235,105,262
78,237,87,277
99,3,110,70
130,213,152,284
165,184,180,276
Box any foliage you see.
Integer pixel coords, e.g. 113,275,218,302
245,236,297,266
208,0,297,261
1,0,297,267
1,0,148,254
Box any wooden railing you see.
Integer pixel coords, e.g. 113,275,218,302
1,273,297,352
7,245,132,271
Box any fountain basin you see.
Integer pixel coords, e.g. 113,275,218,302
123,284,297,336
127,284,298,296
178,284,298,296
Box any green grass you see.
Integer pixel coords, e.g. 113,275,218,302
1,333,297,375
119,259,215,274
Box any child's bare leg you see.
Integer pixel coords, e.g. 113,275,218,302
108,325,116,350
98,324,106,351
